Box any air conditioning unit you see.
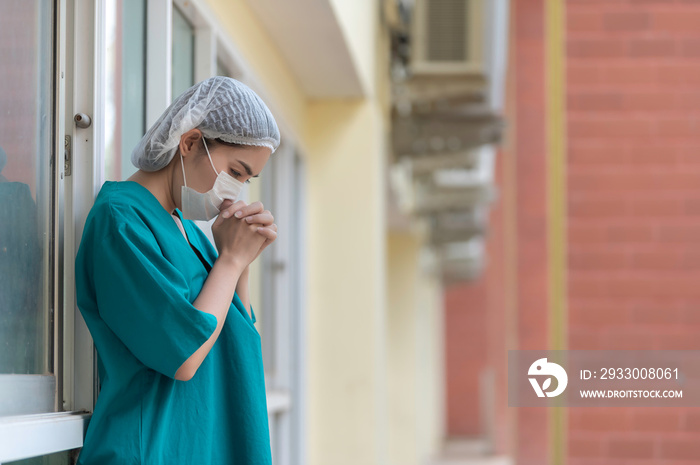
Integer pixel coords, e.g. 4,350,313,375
411,0,484,75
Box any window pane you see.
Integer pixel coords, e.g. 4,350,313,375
0,0,54,382
104,0,146,181
172,6,195,101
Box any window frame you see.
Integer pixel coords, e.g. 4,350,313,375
171,3,196,101
259,144,308,465
0,0,61,415
0,0,94,461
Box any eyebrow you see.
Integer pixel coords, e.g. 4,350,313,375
237,160,260,177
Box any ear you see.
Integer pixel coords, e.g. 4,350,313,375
179,129,203,158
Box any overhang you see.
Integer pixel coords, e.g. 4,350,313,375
243,0,365,98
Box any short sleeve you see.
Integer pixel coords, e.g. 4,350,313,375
93,218,218,380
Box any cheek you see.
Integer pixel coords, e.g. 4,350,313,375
197,174,217,193
191,160,218,190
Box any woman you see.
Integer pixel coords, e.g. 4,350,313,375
75,76,279,464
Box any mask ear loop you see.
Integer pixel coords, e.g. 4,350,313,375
179,149,188,187
201,138,220,175
180,138,219,188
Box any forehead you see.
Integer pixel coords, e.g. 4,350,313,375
219,144,271,172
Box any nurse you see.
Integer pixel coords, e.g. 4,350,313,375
75,76,279,464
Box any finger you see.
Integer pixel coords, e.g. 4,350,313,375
220,199,234,211
255,227,278,241
253,222,277,231
244,212,274,225
220,200,248,218
213,204,235,227
234,201,264,219
255,223,277,233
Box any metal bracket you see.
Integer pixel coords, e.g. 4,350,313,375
64,135,71,176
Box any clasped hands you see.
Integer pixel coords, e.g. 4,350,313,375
217,199,277,264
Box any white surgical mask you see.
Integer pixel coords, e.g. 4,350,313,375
180,138,245,221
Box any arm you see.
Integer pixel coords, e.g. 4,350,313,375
174,255,246,381
235,265,252,316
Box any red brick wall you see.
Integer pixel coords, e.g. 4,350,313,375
485,144,515,456
567,0,700,463
445,281,489,436
513,1,551,464
444,1,700,463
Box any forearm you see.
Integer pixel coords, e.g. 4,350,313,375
236,265,251,314
174,256,245,381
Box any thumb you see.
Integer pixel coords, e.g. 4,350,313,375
212,210,225,229
220,199,234,211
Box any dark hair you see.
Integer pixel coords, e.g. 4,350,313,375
204,137,248,149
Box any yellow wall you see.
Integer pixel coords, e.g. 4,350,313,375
305,98,388,465
415,256,445,461
387,232,419,464
387,232,445,465
328,0,378,97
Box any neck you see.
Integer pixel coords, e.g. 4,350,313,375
127,162,178,214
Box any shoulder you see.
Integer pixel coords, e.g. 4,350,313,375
76,183,173,286
0,181,32,198
83,182,159,243
94,181,149,216
0,182,36,215
91,181,167,225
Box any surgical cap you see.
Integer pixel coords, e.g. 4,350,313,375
131,76,281,172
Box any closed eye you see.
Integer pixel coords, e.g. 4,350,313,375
230,169,251,184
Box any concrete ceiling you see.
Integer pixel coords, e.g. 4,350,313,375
243,0,365,98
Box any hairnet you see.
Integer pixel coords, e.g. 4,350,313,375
131,76,281,172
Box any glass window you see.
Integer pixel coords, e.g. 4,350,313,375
104,0,147,181
172,6,195,101
0,0,60,424
0,0,54,410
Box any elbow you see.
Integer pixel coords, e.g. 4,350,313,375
174,362,198,382
174,342,211,381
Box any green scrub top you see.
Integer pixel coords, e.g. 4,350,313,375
74,181,272,465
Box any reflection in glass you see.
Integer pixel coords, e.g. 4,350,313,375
172,6,195,101
104,0,146,181
0,0,53,377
